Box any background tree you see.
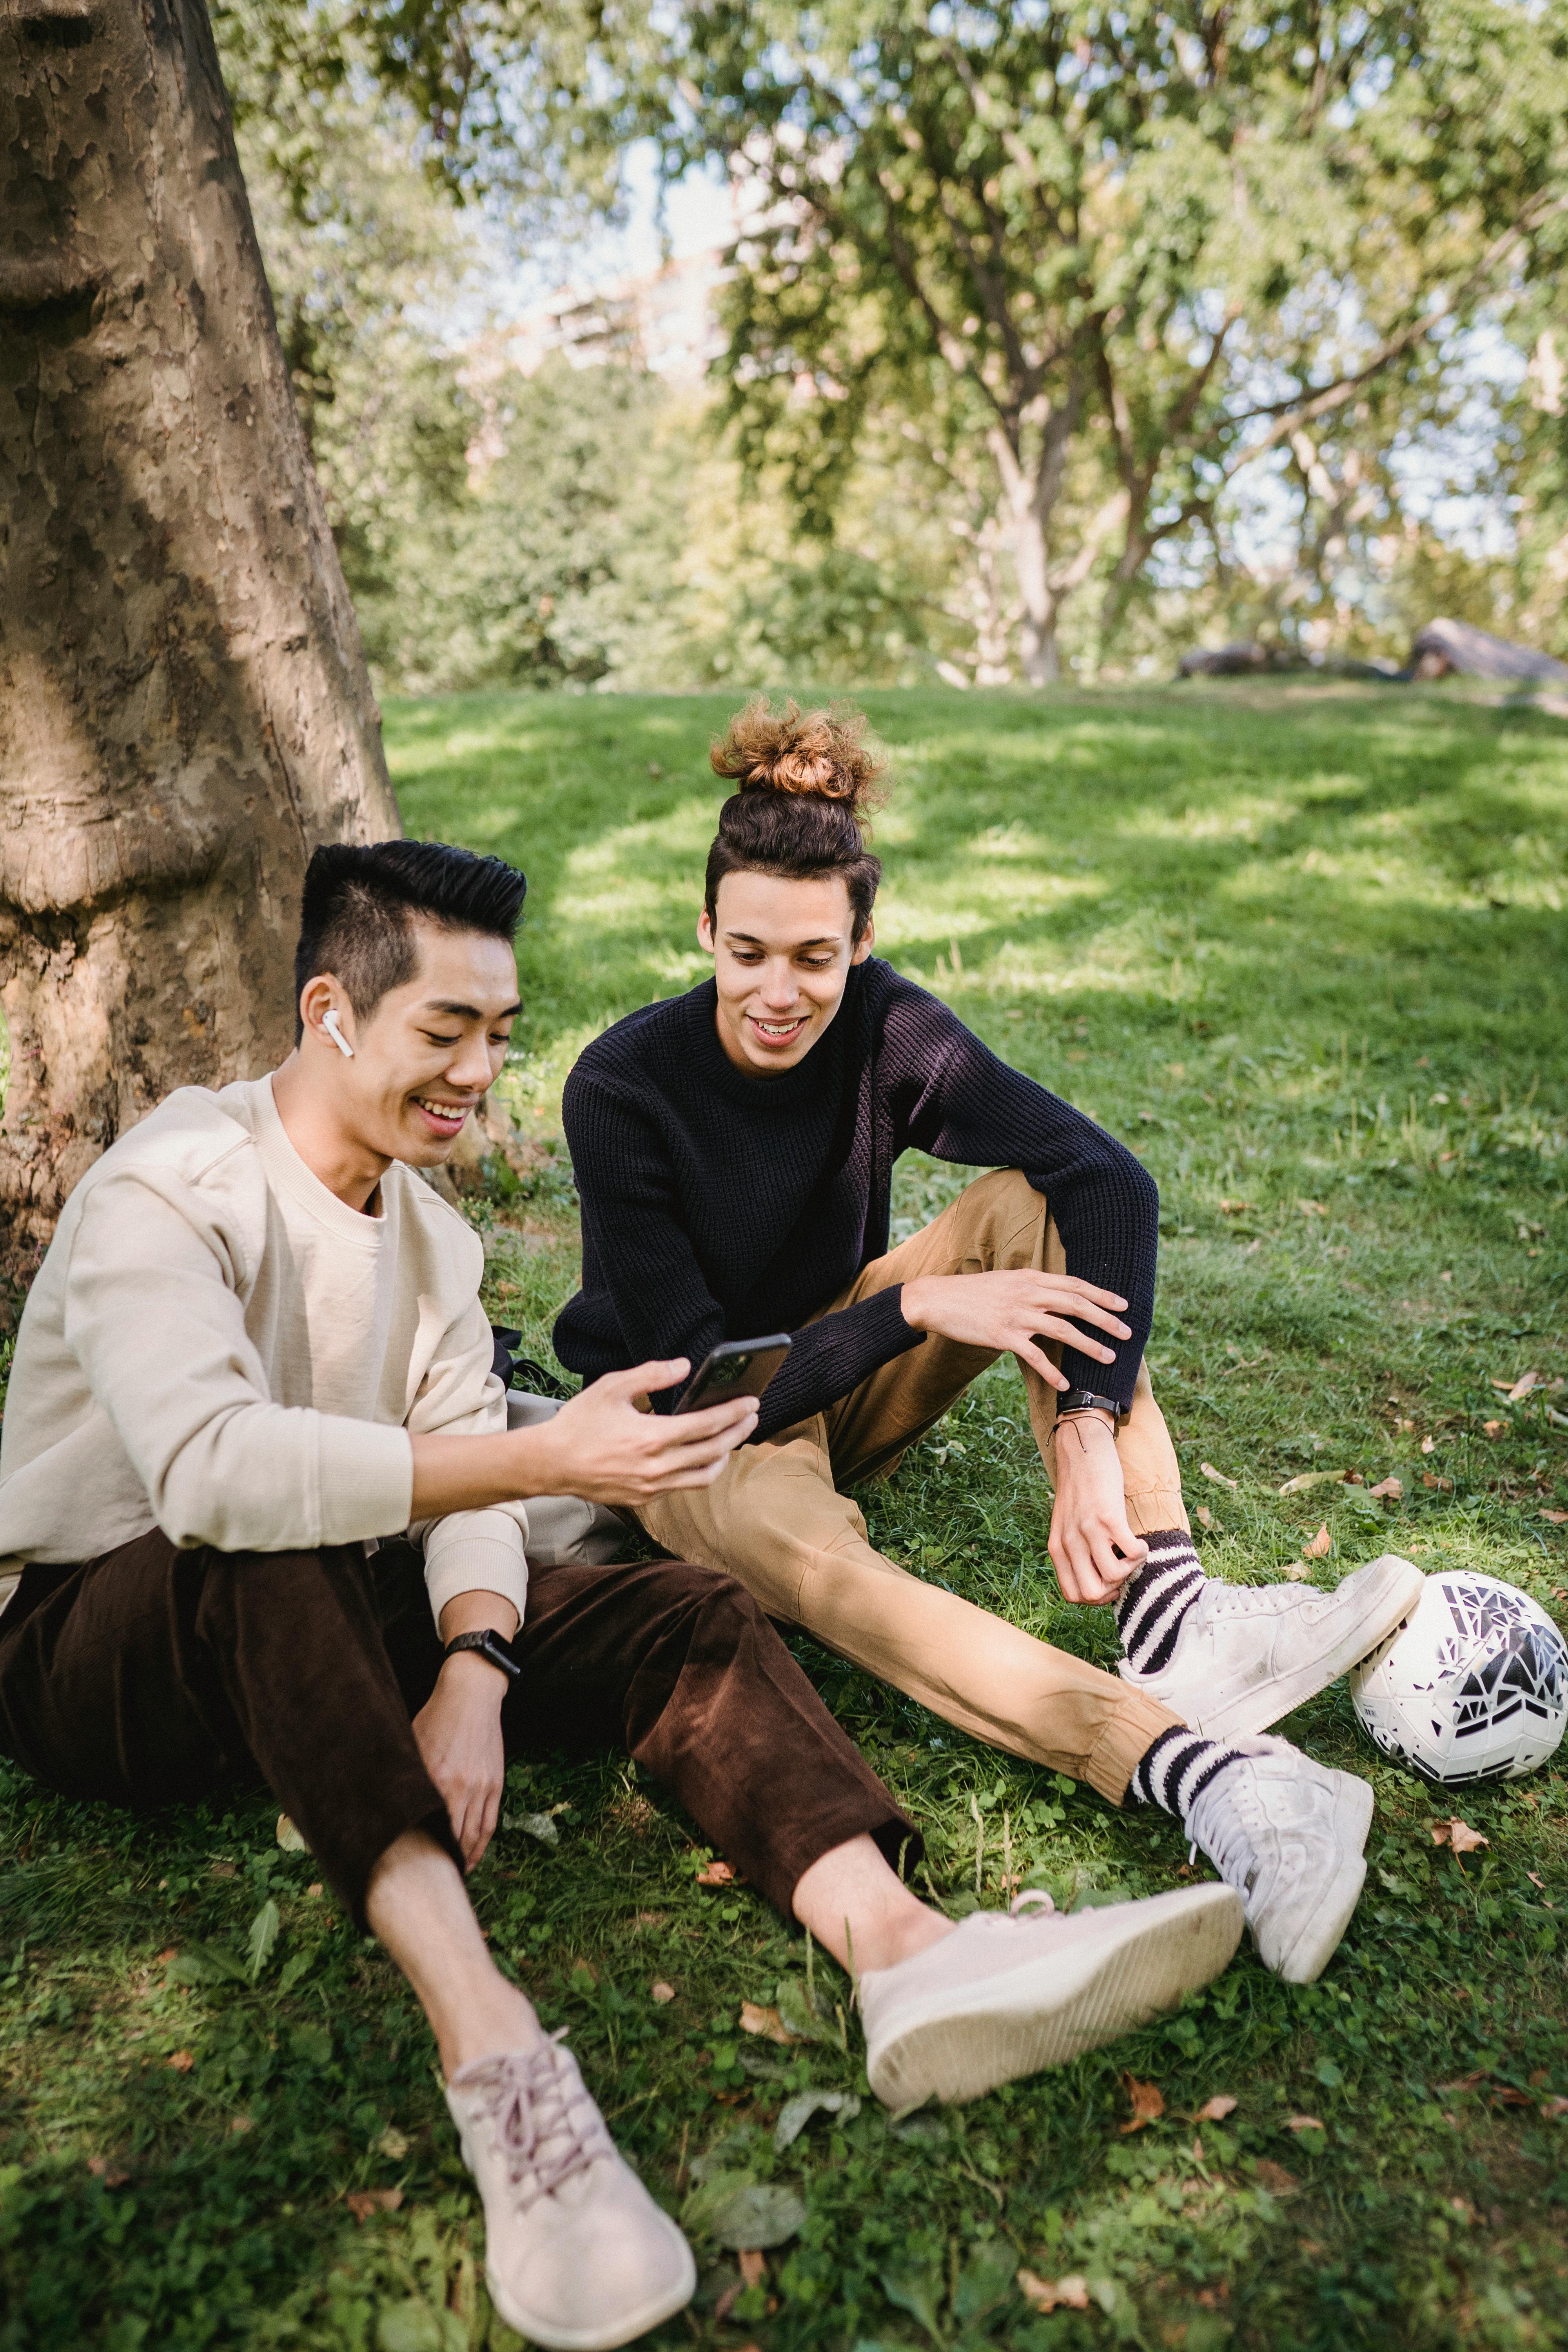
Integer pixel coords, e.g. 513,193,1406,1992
1,0,399,1268
667,0,1568,680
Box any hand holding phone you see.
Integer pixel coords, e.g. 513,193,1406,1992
673,1334,793,1415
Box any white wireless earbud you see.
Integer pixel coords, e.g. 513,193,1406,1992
322,1009,356,1059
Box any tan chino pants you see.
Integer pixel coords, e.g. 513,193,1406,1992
639,1169,1188,1804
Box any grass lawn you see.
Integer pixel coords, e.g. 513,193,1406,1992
4,680,1568,2350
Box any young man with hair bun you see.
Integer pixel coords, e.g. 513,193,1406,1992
0,838,1257,2352
558,698,1423,1993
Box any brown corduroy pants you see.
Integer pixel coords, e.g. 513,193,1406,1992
640,1168,1189,1804
0,1533,917,1929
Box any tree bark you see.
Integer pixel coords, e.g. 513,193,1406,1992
0,0,401,1275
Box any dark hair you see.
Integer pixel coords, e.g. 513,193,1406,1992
704,697,886,939
294,840,527,1036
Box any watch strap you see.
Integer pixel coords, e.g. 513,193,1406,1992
1056,1388,1126,1423
443,1627,522,1682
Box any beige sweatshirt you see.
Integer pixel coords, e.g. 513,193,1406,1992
0,1074,529,1627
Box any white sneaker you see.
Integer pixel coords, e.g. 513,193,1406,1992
859,1882,1243,2109
1121,1553,1424,1739
446,2036,695,2351
1185,1736,1374,1983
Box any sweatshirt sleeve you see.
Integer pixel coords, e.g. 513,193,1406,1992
563,1071,924,1439
884,989,1159,1409
62,1169,414,1553
406,1294,530,1633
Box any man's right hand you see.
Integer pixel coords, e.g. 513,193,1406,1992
408,1360,757,1519
529,1361,757,1504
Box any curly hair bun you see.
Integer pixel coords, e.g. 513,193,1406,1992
710,697,887,820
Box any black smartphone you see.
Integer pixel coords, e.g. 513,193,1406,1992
673,1334,792,1415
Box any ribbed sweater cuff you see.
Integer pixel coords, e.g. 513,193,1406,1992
421,1514,530,1632
755,1283,924,1439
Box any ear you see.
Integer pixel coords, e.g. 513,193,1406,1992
697,906,716,954
851,916,875,964
299,975,356,1053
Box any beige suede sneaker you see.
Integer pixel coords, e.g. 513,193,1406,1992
859,1882,1244,2109
446,2035,695,2351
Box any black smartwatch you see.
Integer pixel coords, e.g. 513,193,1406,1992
1055,1388,1126,1423
442,1628,522,1682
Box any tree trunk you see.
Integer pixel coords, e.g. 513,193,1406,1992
0,0,400,1276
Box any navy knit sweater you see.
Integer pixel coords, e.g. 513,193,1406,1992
554,960,1158,1439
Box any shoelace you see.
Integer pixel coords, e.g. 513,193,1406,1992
1187,1769,1266,1899
469,2034,615,2210
1201,1583,1319,1619
1009,1889,1056,1918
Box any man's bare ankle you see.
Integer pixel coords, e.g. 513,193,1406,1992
441,1988,547,2079
861,1907,955,1977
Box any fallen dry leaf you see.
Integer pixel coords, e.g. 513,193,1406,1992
1254,2159,1299,2197
1298,1199,1328,1217
739,2002,794,2045
1286,2115,1325,2133
696,1860,736,1888
229,2115,254,2136
1278,1469,1347,1495
1303,1525,1332,1559
650,1981,676,2004
1017,2271,1091,2314
1431,1817,1489,1853
1367,1476,1404,1501
166,2051,194,2073
1421,1434,1436,1454
1121,2075,1165,2132
738,2250,767,2288
345,2189,403,2222
1218,1199,1256,1216
1541,1509,1568,1525
1200,1462,1239,1490
1422,1472,1454,1492
1195,2094,1238,2122
1542,2096,1568,2120
1194,1504,1216,1530
1506,1372,1544,1402
1281,1560,1314,1581
305,1883,323,1898
1483,1419,1504,1437
87,2156,130,2186
155,1947,178,1966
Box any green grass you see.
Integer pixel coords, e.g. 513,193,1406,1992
4,681,1568,2351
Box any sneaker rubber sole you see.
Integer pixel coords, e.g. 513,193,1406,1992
1263,1769,1375,1984
866,1882,1244,2109
1174,1554,1425,1741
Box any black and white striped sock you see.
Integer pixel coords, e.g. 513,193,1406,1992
1130,1725,1243,1827
1115,1530,1205,1676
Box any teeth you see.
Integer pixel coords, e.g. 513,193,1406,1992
414,1097,467,1120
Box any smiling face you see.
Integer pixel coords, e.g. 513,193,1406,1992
698,869,872,1077
298,918,521,1172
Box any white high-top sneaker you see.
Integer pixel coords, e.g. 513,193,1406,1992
446,2036,695,2351
1122,1553,1424,1739
858,1882,1243,2109
1185,1736,1374,1983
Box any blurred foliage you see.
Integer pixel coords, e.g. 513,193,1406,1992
215,0,1568,690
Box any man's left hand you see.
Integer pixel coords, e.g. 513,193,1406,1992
413,1654,507,1869
1048,1410,1148,1604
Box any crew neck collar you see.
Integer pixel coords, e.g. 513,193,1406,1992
255,1074,390,1243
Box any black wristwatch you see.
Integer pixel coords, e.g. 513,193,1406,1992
442,1628,522,1682
1056,1388,1126,1423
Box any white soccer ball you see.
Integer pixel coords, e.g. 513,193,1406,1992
1350,1569,1568,1785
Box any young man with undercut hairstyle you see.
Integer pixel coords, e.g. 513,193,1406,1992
0,840,1253,2352
557,699,1425,1994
